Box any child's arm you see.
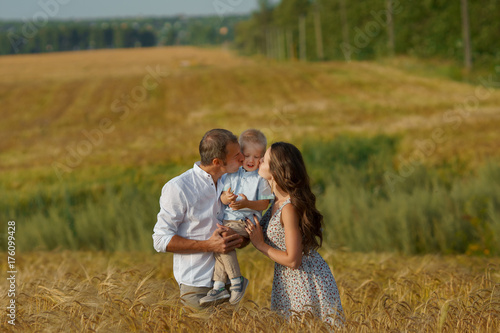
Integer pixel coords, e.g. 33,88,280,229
229,196,270,211
220,187,238,205
245,204,303,269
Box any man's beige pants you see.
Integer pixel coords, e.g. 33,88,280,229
179,284,212,310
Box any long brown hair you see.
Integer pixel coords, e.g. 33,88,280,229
269,142,323,253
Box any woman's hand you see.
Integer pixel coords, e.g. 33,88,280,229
245,215,265,250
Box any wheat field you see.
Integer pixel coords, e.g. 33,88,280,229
1,47,500,331
1,46,500,174
1,250,499,332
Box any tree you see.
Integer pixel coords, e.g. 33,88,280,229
313,1,324,60
339,0,350,61
235,0,276,55
139,28,157,47
386,0,395,56
275,0,311,59
460,0,472,72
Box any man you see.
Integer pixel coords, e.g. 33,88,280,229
153,128,246,309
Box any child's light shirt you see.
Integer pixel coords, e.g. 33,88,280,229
222,167,274,221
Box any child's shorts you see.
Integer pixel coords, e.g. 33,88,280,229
223,219,249,238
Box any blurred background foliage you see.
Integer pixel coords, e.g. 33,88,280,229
1,0,499,72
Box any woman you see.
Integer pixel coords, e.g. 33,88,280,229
245,142,344,328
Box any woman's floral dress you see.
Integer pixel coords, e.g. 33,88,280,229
261,199,344,327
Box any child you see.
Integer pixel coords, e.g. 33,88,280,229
245,142,345,327
200,129,273,306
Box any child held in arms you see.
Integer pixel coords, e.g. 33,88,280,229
200,129,273,306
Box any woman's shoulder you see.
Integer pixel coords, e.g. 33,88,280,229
280,202,299,224
281,201,295,213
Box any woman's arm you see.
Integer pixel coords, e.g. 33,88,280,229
246,204,303,269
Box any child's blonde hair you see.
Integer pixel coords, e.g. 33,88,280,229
239,129,267,154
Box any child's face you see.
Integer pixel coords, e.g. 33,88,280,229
242,144,264,172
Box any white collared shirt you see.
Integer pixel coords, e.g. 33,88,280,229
152,162,225,287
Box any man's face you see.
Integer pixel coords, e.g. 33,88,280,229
221,142,243,174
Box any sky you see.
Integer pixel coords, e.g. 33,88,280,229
0,0,265,20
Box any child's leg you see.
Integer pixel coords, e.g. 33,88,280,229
220,220,251,305
220,220,249,280
218,250,241,280
213,253,228,289
218,249,249,304
223,220,248,238
200,253,231,305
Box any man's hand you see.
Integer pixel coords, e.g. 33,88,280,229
238,236,251,249
207,224,243,254
221,226,250,249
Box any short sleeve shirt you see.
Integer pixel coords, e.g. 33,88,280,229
222,167,274,220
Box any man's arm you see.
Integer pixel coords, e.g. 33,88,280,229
166,226,243,254
153,181,244,254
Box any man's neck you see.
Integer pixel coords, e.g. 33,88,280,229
199,164,223,184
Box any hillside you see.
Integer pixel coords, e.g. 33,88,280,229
1,46,499,176
2,47,499,256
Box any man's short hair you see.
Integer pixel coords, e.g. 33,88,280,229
199,129,238,166
239,129,267,153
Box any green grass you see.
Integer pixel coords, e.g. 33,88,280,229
1,164,185,252
2,136,499,255
307,137,500,255
378,55,500,85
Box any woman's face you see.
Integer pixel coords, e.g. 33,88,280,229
258,147,272,181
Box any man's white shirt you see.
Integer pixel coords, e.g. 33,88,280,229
153,162,225,287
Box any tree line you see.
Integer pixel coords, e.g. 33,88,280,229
235,0,500,69
1,1,498,71
0,15,245,55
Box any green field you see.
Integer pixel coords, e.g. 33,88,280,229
1,47,499,331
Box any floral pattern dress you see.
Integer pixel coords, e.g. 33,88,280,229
260,199,344,327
